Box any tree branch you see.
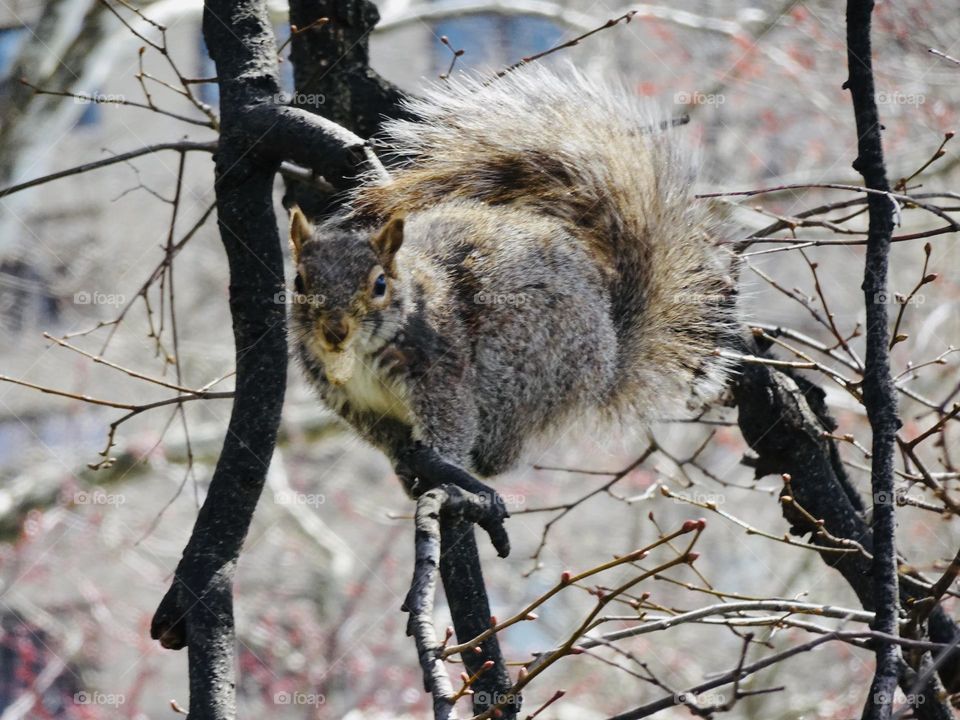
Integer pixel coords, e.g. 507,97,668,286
403,485,516,719
844,2,901,718
0,140,216,200
733,343,958,719
607,630,953,720
405,488,460,720
147,1,374,717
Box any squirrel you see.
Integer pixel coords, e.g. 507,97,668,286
287,65,738,553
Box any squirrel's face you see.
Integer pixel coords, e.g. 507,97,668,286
288,209,406,386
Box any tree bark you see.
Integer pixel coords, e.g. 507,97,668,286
734,343,957,720
285,0,410,215
150,1,365,717
843,2,901,717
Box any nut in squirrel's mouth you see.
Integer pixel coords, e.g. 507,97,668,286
324,347,356,385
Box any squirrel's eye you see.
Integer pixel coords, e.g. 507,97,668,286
372,273,387,298
294,273,305,294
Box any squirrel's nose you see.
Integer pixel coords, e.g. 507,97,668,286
321,312,351,348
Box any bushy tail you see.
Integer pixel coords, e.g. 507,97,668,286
354,64,738,419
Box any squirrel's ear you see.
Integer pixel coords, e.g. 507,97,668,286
289,205,313,262
372,216,405,274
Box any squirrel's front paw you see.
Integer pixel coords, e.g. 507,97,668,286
432,476,510,557
395,444,511,557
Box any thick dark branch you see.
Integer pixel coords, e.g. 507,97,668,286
0,110,368,203
403,486,517,719
395,446,515,717
844,2,901,718
246,103,381,185
287,0,410,139
733,345,958,719
439,507,517,719
146,1,375,717
285,0,412,215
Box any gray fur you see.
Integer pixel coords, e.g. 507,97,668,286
290,65,739,479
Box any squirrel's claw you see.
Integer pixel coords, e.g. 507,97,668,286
478,496,511,558
466,481,511,557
